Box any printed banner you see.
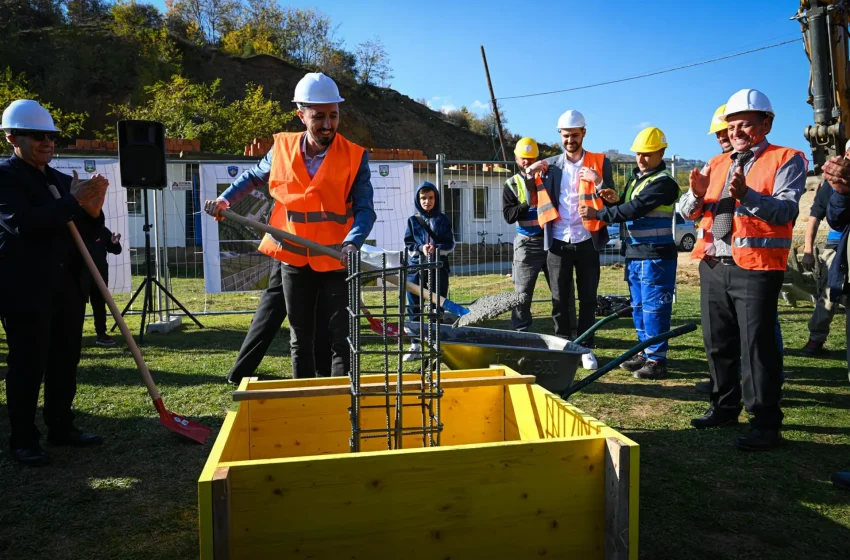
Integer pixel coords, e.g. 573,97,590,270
49,158,132,293
200,161,414,293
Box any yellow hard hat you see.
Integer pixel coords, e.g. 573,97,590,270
514,137,539,159
630,127,668,153
708,104,728,134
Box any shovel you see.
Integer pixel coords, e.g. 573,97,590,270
50,184,211,444
214,208,526,327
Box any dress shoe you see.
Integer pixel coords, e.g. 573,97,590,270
47,428,102,447
735,428,783,451
690,407,740,429
800,339,824,357
830,471,850,490
694,380,712,394
11,444,50,466
634,360,666,380
620,353,647,372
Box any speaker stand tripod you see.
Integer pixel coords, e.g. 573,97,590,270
111,189,204,343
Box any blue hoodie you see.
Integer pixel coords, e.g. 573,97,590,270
404,182,456,270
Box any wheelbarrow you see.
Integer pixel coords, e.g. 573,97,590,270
407,305,697,396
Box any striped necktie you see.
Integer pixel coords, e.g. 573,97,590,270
711,150,754,239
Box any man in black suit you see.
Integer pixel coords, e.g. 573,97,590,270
0,100,108,466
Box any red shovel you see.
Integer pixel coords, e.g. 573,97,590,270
49,184,211,444
360,301,399,337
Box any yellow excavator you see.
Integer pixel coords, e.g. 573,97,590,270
796,0,850,173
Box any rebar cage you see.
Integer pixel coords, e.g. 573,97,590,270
346,249,444,453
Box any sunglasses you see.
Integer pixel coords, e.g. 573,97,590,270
13,130,60,142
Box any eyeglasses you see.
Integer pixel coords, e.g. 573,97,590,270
13,130,59,142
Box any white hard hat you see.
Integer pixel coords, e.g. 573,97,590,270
1,99,59,132
721,89,774,120
557,109,586,130
292,72,345,105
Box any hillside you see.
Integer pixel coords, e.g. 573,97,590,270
0,26,499,159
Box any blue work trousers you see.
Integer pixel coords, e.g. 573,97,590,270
627,258,677,362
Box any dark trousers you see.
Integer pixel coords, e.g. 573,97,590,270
89,264,108,336
547,238,600,342
512,234,549,331
699,259,785,430
227,260,330,383
4,280,86,448
281,263,348,378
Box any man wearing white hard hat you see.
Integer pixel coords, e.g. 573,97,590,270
206,73,375,381
692,103,785,395
680,89,808,451
525,110,614,353
0,99,110,465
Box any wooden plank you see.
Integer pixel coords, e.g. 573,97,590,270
211,467,232,560
243,368,509,391
234,375,534,401
198,411,238,560
628,444,640,560
528,384,605,439
505,384,543,441
219,404,250,463
226,437,607,559
245,385,504,460
605,437,630,560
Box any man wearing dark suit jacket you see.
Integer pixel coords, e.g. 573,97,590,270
526,110,613,347
0,100,108,466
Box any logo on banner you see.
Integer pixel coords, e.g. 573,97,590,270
227,165,239,177
84,160,96,173
379,165,389,177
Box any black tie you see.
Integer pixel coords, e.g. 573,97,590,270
711,150,754,239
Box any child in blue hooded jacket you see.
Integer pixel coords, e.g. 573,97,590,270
403,182,455,359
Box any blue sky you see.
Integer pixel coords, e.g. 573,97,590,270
148,0,812,161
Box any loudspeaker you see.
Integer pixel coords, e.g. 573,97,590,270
117,120,167,189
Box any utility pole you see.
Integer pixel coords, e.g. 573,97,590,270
480,46,508,162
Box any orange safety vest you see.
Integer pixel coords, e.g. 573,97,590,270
691,144,803,271
579,151,606,232
257,132,364,272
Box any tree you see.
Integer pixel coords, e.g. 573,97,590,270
442,106,474,130
221,0,284,57
64,0,111,24
109,74,296,154
1,0,65,30
354,37,393,87
0,67,87,155
279,8,340,69
321,48,357,82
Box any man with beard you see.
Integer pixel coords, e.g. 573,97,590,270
525,110,613,348
207,73,375,380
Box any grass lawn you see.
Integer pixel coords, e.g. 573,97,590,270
1,271,849,559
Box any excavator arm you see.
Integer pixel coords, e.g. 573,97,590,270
796,0,850,173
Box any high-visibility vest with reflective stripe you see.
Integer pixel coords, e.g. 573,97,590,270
623,168,678,245
579,151,606,232
691,145,803,271
257,132,364,271
507,173,543,236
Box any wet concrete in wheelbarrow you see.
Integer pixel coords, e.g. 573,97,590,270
453,292,529,328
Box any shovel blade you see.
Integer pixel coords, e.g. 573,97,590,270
154,398,211,444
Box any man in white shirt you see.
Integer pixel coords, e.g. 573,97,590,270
526,110,614,346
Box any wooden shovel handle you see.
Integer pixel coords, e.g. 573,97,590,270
48,185,161,402
218,209,448,308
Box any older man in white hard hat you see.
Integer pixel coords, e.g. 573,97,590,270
680,89,808,451
525,110,614,363
0,99,110,465
205,73,375,382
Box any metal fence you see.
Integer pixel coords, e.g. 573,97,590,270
6,154,699,317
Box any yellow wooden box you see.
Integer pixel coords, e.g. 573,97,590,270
198,366,639,559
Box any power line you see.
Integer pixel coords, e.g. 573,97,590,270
497,38,801,101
